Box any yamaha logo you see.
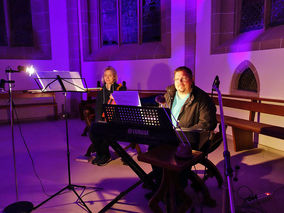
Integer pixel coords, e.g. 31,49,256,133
128,128,149,136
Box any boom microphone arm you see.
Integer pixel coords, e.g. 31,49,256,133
155,95,192,159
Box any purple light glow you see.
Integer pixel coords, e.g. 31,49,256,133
226,30,263,71
196,0,206,21
116,65,133,87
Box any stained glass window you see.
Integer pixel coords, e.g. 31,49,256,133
101,0,118,45
99,0,161,46
270,0,284,26
121,0,138,44
240,0,264,33
9,0,33,46
142,0,161,42
238,68,257,92
0,0,7,46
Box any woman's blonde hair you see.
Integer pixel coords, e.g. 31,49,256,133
101,66,118,83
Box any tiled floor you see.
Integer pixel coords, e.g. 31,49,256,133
1,118,284,213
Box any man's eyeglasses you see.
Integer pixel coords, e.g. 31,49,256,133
174,77,190,82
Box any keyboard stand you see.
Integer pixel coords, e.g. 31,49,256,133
95,122,156,213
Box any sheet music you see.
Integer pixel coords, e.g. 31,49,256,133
36,71,85,92
112,91,141,106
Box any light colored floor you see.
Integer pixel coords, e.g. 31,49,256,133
1,118,284,213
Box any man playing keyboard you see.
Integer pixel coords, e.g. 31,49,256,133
146,66,217,198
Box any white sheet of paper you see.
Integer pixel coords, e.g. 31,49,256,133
36,71,85,92
112,91,141,106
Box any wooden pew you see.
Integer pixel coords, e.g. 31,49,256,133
211,93,284,151
0,90,58,121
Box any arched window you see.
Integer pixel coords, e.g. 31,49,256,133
237,68,258,92
231,60,260,96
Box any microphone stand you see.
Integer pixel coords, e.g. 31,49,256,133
212,76,235,213
7,71,19,201
2,68,35,213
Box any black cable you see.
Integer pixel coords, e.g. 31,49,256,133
79,188,99,199
12,101,51,197
75,187,89,212
75,186,102,212
235,184,266,213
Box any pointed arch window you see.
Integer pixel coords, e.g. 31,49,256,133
237,68,258,92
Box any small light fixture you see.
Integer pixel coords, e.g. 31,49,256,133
25,65,36,76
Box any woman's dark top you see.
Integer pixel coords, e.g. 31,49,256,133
95,82,126,122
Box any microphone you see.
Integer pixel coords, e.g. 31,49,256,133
155,95,166,105
17,65,26,72
5,66,23,73
6,68,20,73
212,75,220,90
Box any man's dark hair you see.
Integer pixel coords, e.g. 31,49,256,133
174,66,193,79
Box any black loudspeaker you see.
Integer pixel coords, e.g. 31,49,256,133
3,201,34,213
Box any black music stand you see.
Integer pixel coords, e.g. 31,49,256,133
103,104,179,146
32,71,92,212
